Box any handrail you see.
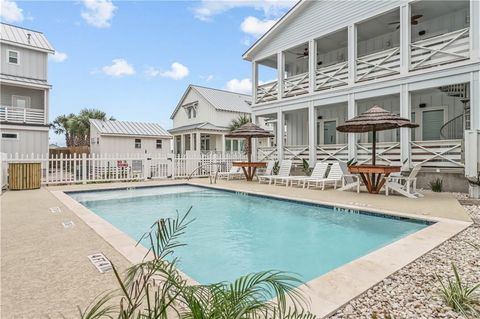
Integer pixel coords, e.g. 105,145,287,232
440,113,464,140
186,161,226,183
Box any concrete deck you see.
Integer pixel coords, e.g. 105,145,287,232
0,179,472,318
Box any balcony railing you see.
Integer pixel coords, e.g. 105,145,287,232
283,72,309,98
315,62,349,91
0,106,45,125
356,47,401,82
256,81,278,103
410,28,470,71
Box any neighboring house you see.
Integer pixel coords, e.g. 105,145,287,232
169,85,271,155
89,119,172,155
243,0,480,190
0,23,54,155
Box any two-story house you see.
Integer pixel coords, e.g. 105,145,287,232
170,85,272,155
0,23,54,156
244,0,480,191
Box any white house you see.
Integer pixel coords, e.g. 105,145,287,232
169,85,272,155
0,23,54,155
89,119,172,155
244,0,480,191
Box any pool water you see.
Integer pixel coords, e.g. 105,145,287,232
69,185,429,284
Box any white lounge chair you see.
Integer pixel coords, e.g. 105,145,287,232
256,160,274,181
306,162,343,190
258,160,292,185
385,165,423,198
337,161,361,193
280,162,329,188
217,166,243,180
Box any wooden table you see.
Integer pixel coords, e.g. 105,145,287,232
232,162,267,181
348,165,401,194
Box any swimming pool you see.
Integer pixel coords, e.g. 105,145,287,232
69,184,430,285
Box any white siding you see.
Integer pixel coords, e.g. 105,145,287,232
1,44,47,80
285,109,308,145
93,135,171,155
0,127,48,155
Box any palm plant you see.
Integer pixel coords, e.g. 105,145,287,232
79,208,316,319
229,114,251,132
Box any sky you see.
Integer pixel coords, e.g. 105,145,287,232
0,0,296,145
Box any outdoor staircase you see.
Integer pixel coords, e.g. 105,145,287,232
439,84,470,140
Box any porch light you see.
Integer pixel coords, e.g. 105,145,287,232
419,103,427,108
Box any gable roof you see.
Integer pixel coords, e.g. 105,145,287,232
0,23,54,53
242,0,306,61
90,119,172,138
168,122,228,134
170,85,252,119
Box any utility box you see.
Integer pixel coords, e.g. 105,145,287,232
8,163,41,190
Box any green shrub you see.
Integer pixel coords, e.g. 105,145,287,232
430,178,443,192
302,159,313,176
273,160,280,175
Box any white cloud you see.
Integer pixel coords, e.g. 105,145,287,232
159,62,189,80
102,58,135,77
81,0,116,28
241,16,277,37
225,78,253,94
0,0,24,23
144,66,160,78
49,51,68,63
194,0,295,21
200,74,214,82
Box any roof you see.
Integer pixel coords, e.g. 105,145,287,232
170,85,252,119
0,23,54,53
0,73,50,88
90,119,172,138
242,0,305,60
168,122,229,134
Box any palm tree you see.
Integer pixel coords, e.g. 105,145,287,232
228,114,251,132
51,113,76,147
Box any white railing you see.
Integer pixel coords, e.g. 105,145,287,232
0,153,246,186
315,62,348,91
257,147,278,161
356,47,401,82
283,145,309,164
256,81,278,103
356,142,401,165
0,106,45,125
410,28,470,71
410,139,463,168
316,144,349,163
283,72,309,98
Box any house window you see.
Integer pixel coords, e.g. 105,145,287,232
187,107,197,119
2,133,18,139
7,50,19,64
135,138,142,149
12,95,30,108
156,139,163,149
90,137,95,145
187,108,192,119
225,139,232,151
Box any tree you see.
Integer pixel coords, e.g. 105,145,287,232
228,114,251,132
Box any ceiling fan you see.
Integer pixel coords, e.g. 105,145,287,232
388,14,423,29
295,47,309,59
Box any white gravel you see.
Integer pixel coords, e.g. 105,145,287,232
328,195,480,319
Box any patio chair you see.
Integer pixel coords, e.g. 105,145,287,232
217,166,244,180
280,162,329,188
337,161,361,193
385,165,423,198
258,160,292,185
255,160,274,181
306,162,343,190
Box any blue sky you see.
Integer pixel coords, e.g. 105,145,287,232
0,0,295,145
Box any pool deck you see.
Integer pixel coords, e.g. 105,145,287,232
1,178,472,318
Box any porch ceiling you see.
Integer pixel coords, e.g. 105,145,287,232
411,0,469,20
357,9,399,40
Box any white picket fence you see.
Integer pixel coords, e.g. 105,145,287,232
0,152,245,186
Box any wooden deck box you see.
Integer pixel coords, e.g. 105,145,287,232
8,163,41,190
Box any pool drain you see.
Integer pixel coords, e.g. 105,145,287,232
62,221,75,228
88,253,113,273
50,207,61,214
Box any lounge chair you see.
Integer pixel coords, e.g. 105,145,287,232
258,160,292,185
385,165,423,198
217,166,243,180
256,160,274,181
337,161,361,193
306,162,343,190
280,162,329,188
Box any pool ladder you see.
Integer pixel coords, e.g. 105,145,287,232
186,162,225,184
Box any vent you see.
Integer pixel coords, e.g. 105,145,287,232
88,253,113,273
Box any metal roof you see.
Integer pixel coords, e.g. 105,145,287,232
90,119,172,138
168,122,228,134
0,73,50,87
0,23,54,53
170,85,252,119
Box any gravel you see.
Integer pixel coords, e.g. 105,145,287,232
328,195,480,319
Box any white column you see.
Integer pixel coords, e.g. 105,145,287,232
400,4,411,74
43,89,49,125
277,52,285,100
251,113,257,161
347,93,357,160
471,0,480,60
252,61,258,104
470,71,480,130
308,39,316,94
308,103,316,165
190,133,194,151
196,132,201,153
180,134,185,154
277,109,284,160
347,24,357,85
400,84,411,168
221,134,226,156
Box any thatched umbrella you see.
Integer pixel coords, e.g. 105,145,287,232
336,105,418,165
225,122,274,162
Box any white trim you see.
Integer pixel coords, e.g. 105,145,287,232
6,49,20,65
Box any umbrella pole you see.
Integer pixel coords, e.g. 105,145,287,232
247,137,252,163
372,128,376,166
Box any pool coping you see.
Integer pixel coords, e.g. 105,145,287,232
50,182,472,318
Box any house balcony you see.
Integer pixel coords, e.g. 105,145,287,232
0,105,46,125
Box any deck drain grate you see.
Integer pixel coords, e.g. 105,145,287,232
88,253,113,273
50,207,61,214
62,221,75,228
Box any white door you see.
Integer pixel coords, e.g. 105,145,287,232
422,110,444,140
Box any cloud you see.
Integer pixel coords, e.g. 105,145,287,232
0,0,24,23
241,16,277,37
194,0,295,21
81,0,116,28
200,74,214,82
159,62,189,80
102,58,135,77
144,66,160,78
225,78,253,94
49,51,68,63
